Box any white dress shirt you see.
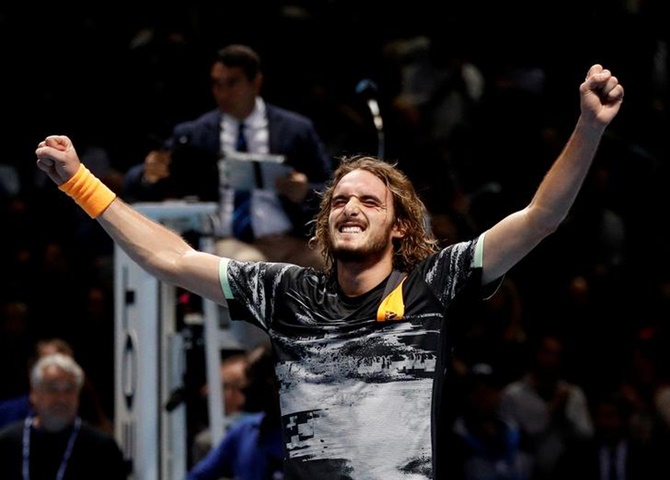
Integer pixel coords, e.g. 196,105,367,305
216,98,292,239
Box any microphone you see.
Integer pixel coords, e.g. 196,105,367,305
355,78,378,97
356,79,383,133
356,79,385,159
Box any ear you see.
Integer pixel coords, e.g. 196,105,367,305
254,73,264,93
391,223,406,240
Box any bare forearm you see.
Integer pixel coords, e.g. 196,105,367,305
34,134,226,305
527,117,607,231
98,198,190,277
481,62,623,285
528,64,624,231
98,198,225,303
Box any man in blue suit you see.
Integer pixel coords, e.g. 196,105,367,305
123,44,333,270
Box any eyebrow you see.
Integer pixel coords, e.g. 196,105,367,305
39,382,78,390
332,193,384,205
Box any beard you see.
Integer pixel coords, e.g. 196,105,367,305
333,246,369,262
331,225,393,263
38,412,76,432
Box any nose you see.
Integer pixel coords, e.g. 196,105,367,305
343,197,361,217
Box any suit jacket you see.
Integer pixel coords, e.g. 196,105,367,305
123,103,333,237
553,437,666,480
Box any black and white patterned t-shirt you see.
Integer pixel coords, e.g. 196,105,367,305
220,237,485,479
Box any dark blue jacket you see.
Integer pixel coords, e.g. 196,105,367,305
123,104,333,237
186,412,284,480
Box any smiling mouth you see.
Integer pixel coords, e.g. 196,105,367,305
340,225,364,233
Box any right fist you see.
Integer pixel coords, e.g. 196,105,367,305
35,135,81,185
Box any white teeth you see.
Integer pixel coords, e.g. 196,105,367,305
342,226,362,233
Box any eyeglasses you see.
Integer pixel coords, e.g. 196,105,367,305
37,382,79,395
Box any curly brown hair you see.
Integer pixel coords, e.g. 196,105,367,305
309,156,439,276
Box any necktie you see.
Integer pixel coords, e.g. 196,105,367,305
232,123,254,242
236,122,248,152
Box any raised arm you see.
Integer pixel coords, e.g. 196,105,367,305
35,135,227,305
481,64,624,285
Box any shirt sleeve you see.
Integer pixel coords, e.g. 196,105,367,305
219,257,234,299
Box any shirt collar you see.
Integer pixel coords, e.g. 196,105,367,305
222,97,267,129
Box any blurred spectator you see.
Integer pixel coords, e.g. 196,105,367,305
380,34,485,216
121,43,334,350
187,342,283,480
0,337,113,435
616,328,670,450
553,391,669,479
498,333,593,480
0,337,75,430
122,43,333,271
0,353,128,479
191,350,251,464
444,363,534,479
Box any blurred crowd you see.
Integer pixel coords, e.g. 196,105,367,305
1,1,670,478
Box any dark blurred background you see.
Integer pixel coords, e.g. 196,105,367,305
1,0,670,459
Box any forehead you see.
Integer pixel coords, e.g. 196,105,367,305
221,360,247,379
33,369,79,396
40,366,76,383
334,169,388,197
211,62,245,79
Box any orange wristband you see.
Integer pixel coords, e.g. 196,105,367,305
58,164,117,218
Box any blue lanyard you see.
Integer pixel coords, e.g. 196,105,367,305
22,416,82,480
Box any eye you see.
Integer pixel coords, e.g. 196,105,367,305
360,197,382,208
331,197,347,208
